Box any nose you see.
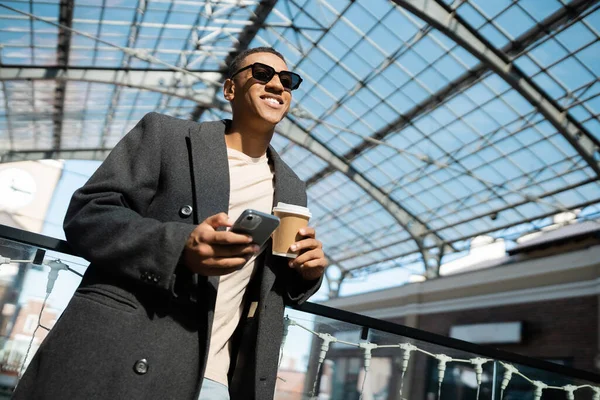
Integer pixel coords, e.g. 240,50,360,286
265,73,285,92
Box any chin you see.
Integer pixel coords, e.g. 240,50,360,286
258,110,286,126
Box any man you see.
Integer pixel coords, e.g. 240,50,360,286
14,47,327,400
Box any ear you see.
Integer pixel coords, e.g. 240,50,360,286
223,78,235,101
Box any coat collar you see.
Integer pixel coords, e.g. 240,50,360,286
187,119,307,221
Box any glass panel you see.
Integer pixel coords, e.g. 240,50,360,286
0,235,87,389
0,228,598,398
277,308,600,400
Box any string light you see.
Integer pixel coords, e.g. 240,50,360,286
284,317,600,400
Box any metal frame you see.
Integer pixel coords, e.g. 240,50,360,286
0,67,221,105
275,118,452,279
189,0,278,121
392,0,600,176
305,0,600,184
52,0,75,153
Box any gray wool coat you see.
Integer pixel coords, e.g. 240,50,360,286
14,113,321,400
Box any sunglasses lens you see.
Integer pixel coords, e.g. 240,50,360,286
252,64,274,82
282,72,302,90
278,72,294,90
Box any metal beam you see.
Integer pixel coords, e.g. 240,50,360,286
99,0,147,148
2,65,224,73
275,118,452,256
306,0,600,185
190,0,278,121
392,0,600,175
52,0,74,154
0,81,15,149
0,148,112,163
1,77,452,276
0,66,220,105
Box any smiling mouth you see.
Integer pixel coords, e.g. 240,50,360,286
261,96,284,107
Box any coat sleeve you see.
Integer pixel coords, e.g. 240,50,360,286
279,263,323,306
63,112,195,291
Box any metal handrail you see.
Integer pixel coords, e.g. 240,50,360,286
2,223,599,384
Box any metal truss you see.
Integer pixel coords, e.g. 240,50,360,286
3,0,600,293
1,147,112,163
99,0,147,149
306,0,599,185
392,0,600,176
275,117,452,273
0,0,451,278
52,0,74,154
287,0,600,279
190,0,278,121
0,66,220,106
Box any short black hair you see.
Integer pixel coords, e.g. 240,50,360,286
228,47,286,78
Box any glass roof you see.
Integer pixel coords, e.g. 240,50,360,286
1,0,599,295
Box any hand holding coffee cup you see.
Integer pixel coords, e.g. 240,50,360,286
272,203,312,258
272,203,327,280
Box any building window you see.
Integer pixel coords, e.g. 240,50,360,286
23,315,37,334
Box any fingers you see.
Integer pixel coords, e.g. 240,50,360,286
290,248,327,269
290,256,327,280
297,226,315,239
203,212,231,229
289,238,320,254
184,213,261,277
198,230,252,245
194,243,260,258
288,235,328,280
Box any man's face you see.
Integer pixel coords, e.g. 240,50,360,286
226,52,292,126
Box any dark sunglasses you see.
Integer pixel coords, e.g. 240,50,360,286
230,62,303,91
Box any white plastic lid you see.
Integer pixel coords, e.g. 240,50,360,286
272,202,312,218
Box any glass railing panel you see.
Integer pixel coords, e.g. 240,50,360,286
0,234,86,396
276,307,600,400
277,308,498,400
495,361,598,400
1,226,599,400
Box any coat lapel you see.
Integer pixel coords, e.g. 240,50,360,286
268,145,304,208
187,120,230,223
186,120,230,322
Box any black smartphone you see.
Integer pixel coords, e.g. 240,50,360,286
231,209,280,247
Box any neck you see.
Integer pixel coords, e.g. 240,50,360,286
225,117,275,158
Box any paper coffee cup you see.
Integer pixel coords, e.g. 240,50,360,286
272,202,312,258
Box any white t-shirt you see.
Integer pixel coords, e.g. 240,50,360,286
203,147,274,386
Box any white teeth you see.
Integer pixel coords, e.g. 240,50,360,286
265,98,280,105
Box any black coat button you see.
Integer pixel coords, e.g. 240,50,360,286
179,205,193,218
134,359,149,375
